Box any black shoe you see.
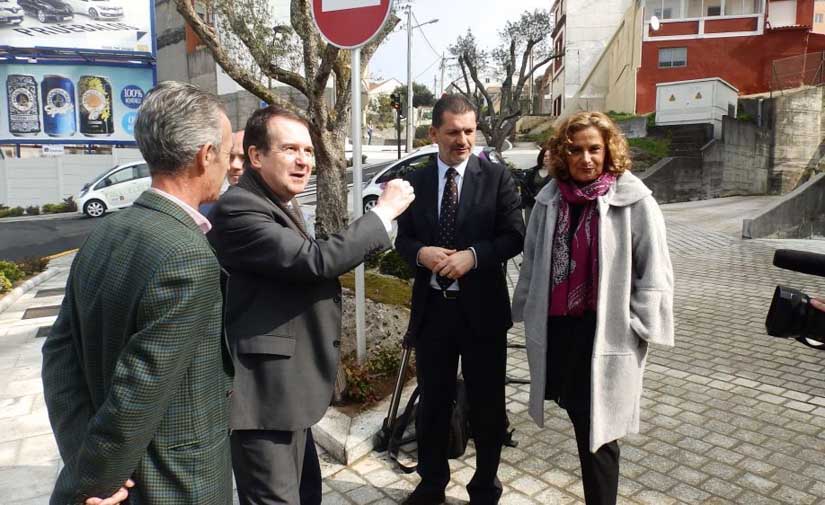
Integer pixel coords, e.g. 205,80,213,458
401,489,446,505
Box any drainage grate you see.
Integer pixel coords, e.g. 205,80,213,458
22,305,61,319
35,288,65,298
35,326,52,339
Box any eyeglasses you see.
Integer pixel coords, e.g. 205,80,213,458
271,144,315,163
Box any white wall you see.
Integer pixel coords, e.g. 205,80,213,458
0,150,142,207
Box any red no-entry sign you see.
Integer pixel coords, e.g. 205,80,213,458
311,0,393,49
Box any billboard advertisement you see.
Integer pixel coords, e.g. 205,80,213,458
1,62,155,144
0,0,154,56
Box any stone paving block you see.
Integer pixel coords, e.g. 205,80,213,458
633,489,678,505
636,470,678,493
509,474,547,497
736,472,779,494
532,486,575,504
701,477,744,501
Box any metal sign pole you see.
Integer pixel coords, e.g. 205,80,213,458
351,47,367,365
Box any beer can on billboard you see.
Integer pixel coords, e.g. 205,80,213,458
6,74,41,137
79,75,114,137
41,75,76,137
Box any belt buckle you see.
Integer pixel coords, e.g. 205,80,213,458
442,290,458,300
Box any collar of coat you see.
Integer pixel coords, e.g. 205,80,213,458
534,171,652,209
133,190,203,233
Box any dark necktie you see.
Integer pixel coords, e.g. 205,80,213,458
285,199,307,237
436,167,458,290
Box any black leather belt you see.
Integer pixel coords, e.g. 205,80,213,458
432,288,459,300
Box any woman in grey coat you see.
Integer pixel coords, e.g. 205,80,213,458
512,111,674,505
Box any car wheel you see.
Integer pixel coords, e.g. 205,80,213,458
37,9,46,22
84,199,107,218
88,8,98,19
363,195,379,213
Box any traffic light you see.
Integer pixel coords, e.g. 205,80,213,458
390,93,401,110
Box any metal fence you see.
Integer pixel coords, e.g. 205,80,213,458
770,51,825,94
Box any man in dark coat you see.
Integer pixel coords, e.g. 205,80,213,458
396,94,525,505
42,81,235,505
208,105,415,505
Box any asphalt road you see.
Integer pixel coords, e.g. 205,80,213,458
0,149,533,261
0,213,102,261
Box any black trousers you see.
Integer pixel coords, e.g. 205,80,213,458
546,314,620,505
413,289,507,504
231,428,322,505
568,409,620,505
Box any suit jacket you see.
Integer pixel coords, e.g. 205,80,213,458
42,191,233,505
396,154,525,341
208,170,392,431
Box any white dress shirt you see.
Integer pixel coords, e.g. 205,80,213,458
148,188,212,234
423,156,476,291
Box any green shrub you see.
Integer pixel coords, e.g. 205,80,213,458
342,341,411,403
628,137,671,160
0,273,11,294
16,256,49,276
413,138,431,148
25,205,40,216
414,124,430,140
0,260,25,284
606,110,640,122
379,249,414,280
41,203,60,214
0,206,24,218
524,127,554,146
646,113,656,129
737,111,755,123
63,196,78,212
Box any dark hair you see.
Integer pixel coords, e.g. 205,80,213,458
432,94,477,128
536,147,547,167
243,105,309,170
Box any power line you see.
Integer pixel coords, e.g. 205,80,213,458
415,55,442,80
411,11,441,59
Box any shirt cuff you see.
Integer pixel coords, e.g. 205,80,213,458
370,207,394,233
469,247,478,269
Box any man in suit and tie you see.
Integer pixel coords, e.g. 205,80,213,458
41,81,235,505
208,105,415,505
396,94,525,505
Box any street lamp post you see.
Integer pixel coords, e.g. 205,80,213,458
405,10,438,152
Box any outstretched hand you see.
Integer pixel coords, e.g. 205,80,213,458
374,179,415,220
812,298,825,313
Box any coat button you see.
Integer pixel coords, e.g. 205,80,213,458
226,390,233,398
333,295,341,304
333,340,341,348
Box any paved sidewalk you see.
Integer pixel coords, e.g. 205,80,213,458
2,196,825,504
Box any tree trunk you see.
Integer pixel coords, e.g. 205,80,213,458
311,127,348,238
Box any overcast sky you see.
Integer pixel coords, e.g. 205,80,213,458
368,0,552,92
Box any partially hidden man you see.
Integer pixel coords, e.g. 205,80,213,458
42,81,235,505
396,94,525,505
208,105,415,505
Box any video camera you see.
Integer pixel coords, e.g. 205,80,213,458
765,249,825,350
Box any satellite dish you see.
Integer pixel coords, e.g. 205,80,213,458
650,15,661,31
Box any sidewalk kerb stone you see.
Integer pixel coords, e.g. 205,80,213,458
0,268,64,316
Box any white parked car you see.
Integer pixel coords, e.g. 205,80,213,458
360,144,504,212
76,161,150,218
0,0,24,25
64,0,122,19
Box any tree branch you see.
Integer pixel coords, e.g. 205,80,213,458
174,0,299,113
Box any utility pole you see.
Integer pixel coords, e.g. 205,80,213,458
440,53,445,95
405,5,413,153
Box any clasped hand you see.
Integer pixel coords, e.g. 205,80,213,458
418,247,474,280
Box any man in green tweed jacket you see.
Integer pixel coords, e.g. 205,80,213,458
41,81,235,505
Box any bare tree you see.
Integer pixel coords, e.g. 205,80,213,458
174,0,398,236
449,10,556,152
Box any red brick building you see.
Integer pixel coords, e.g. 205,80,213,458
637,0,825,113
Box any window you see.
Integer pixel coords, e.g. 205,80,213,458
658,47,687,68
135,164,150,179
817,13,825,23
376,154,435,184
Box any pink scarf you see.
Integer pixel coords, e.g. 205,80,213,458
549,172,616,316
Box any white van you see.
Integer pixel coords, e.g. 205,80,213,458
64,0,122,19
76,161,150,217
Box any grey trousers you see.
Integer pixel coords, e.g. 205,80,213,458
231,428,322,505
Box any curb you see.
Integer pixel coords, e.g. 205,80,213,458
313,381,417,465
0,267,64,315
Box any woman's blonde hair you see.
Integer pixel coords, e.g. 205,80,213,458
545,111,631,181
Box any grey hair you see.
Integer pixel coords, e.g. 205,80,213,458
134,81,226,176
